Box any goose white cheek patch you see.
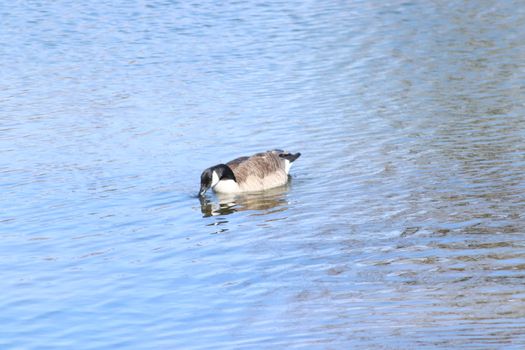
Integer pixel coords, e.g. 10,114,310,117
211,171,220,187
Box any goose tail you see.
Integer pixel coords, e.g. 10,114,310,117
278,151,301,162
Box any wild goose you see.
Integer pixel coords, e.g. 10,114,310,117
199,149,301,195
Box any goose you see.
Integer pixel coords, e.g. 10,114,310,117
199,149,301,196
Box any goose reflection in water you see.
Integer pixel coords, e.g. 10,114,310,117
199,184,291,218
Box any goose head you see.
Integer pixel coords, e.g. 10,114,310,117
199,164,236,196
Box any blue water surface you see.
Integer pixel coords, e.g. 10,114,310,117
2,1,525,349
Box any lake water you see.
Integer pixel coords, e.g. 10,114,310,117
2,1,525,349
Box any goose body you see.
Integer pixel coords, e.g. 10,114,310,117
199,149,301,195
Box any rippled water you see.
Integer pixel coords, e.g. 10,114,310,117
2,1,525,349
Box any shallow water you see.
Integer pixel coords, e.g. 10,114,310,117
2,1,525,349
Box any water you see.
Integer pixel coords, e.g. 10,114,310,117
2,1,525,348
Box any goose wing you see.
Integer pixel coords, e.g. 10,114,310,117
226,151,284,183
226,156,249,172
